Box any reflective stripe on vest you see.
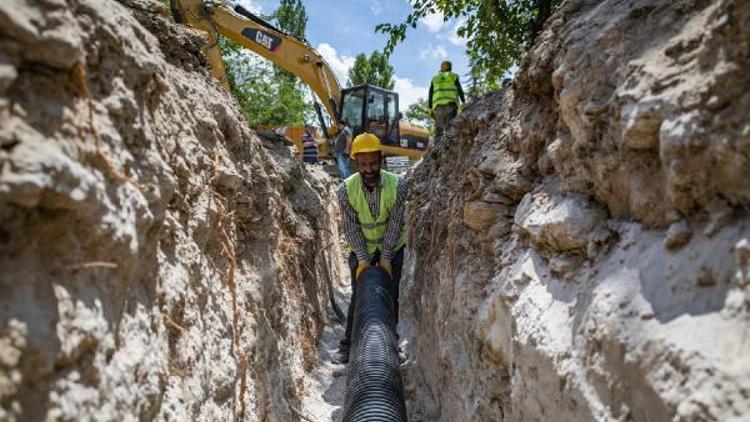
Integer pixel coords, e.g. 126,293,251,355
431,72,459,110
345,170,407,255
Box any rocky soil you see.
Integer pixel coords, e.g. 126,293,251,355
402,0,750,420
2,0,749,421
0,0,347,420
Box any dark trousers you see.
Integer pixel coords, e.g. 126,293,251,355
339,247,405,351
434,103,458,146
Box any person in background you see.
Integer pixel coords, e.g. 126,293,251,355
334,119,353,178
302,123,319,164
428,60,465,146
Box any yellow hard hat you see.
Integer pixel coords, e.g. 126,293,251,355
350,133,382,159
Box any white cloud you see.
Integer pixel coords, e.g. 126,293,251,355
393,76,428,109
446,21,468,46
235,0,261,13
421,14,467,52
420,12,445,33
317,43,356,84
420,43,448,59
371,0,382,16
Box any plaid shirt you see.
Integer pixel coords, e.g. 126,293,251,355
338,173,406,263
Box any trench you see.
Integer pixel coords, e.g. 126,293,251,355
286,161,411,421
2,0,749,421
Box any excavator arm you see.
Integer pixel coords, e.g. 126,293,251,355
170,0,342,123
171,0,430,160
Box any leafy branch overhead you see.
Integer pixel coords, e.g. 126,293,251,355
376,0,559,89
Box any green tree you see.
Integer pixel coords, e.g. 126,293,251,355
271,0,307,39
404,98,431,127
377,0,560,88
464,58,494,97
269,0,311,118
270,0,308,82
218,0,313,126
221,38,312,126
347,51,395,90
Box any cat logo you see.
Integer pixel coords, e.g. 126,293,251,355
241,28,282,52
255,31,273,50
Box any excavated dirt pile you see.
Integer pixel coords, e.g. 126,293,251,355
402,0,750,420
0,0,346,419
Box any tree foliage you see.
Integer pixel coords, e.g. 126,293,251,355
346,51,395,90
271,0,307,39
219,0,313,126
221,39,311,126
404,98,431,127
377,0,559,89
269,0,307,82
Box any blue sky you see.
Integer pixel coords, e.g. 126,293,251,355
237,0,470,108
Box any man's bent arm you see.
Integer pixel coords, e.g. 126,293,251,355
456,77,466,103
381,178,407,261
337,183,370,263
428,82,434,109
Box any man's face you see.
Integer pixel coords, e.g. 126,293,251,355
355,151,381,186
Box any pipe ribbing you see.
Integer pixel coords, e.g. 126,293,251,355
343,267,407,421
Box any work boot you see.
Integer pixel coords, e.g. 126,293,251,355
332,348,349,364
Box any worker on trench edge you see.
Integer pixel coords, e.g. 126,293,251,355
333,133,407,365
428,60,465,148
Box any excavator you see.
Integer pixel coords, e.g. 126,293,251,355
170,0,430,160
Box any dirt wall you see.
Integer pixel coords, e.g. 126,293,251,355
0,0,345,419
401,0,750,420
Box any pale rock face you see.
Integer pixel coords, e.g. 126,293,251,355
0,0,345,420
0,61,17,95
402,0,750,420
514,190,608,253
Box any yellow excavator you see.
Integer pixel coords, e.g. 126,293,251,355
170,0,429,160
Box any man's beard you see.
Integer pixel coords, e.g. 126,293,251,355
363,170,379,184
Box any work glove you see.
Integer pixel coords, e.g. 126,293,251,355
378,259,393,279
356,261,369,280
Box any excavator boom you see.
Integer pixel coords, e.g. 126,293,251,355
171,0,342,122
170,0,429,160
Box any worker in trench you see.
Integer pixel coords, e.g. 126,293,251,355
301,123,319,164
333,133,407,364
428,60,465,147
334,119,353,178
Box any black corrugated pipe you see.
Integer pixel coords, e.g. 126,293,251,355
343,267,407,421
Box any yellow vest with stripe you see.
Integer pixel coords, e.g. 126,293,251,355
431,71,459,110
345,170,407,254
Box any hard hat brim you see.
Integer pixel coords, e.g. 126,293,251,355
350,147,381,160
350,132,383,159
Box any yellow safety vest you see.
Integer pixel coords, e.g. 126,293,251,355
431,71,459,110
345,170,407,254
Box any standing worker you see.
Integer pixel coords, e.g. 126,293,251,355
301,123,319,164
334,119,353,178
333,133,407,364
428,60,465,146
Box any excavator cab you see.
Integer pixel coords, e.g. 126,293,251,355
340,85,400,147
